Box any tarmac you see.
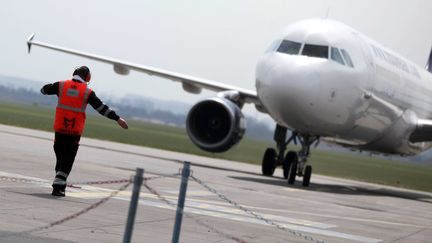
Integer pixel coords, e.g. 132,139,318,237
0,123,431,243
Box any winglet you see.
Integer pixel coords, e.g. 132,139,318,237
426,46,432,73
27,33,35,53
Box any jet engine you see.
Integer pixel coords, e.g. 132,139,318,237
186,97,246,153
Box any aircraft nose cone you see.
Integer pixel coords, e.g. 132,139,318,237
261,55,321,104
277,67,321,103
257,54,323,130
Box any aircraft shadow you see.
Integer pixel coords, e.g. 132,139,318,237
228,175,432,203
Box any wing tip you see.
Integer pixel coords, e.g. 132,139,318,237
27,33,35,53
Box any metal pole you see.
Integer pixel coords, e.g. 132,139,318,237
123,168,144,243
172,162,191,243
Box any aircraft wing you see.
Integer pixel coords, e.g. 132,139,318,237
26,34,264,109
410,119,432,143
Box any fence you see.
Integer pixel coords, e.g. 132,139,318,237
0,162,325,243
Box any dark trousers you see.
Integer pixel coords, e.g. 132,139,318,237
53,132,81,184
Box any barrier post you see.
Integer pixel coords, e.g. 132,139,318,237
172,162,191,243
123,168,144,243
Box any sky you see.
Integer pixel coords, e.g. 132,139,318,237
0,0,431,120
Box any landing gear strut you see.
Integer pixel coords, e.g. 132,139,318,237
261,124,319,187
261,124,287,177
294,135,318,186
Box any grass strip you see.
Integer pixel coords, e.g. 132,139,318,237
0,101,431,192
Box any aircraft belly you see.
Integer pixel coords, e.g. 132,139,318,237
260,78,410,150
341,97,397,143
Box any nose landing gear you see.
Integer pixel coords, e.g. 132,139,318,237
261,124,319,186
294,135,318,186
262,124,287,176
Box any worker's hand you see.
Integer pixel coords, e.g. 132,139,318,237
117,117,129,129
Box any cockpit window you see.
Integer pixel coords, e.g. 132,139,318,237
266,39,282,53
341,49,354,68
331,47,345,65
277,40,301,55
301,44,328,59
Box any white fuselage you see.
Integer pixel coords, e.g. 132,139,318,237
255,19,432,155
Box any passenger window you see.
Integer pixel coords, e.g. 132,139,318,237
341,49,354,68
331,47,345,65
277,40,302,55
301,44,329,59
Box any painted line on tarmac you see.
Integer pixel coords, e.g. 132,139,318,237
1,170,382,243
67,184,382,242
234,200,429,229
113,194,382,243
66,189,336,230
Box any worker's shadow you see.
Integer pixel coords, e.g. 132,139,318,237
228,175,432,203
7,190,80,202
26,192,63,200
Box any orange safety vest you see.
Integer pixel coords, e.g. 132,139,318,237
54,80,92,135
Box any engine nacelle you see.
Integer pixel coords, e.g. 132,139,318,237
186,97,246,153
113,63,130,75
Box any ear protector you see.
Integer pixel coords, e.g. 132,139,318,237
85,69,91,82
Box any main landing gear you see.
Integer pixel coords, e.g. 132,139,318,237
261,124,319,187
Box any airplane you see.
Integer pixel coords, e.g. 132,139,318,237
26,18,432,187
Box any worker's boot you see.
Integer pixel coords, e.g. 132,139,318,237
52,184,66,197
51,172,68,197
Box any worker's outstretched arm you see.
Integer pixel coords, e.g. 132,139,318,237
88,91,128,129
40,82,60,96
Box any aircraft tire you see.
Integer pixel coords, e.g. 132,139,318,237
287,159,297,184
302,165,312,187
262,148,276,176
283,151,297,179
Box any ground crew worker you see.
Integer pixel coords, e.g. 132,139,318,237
41,66,128,196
